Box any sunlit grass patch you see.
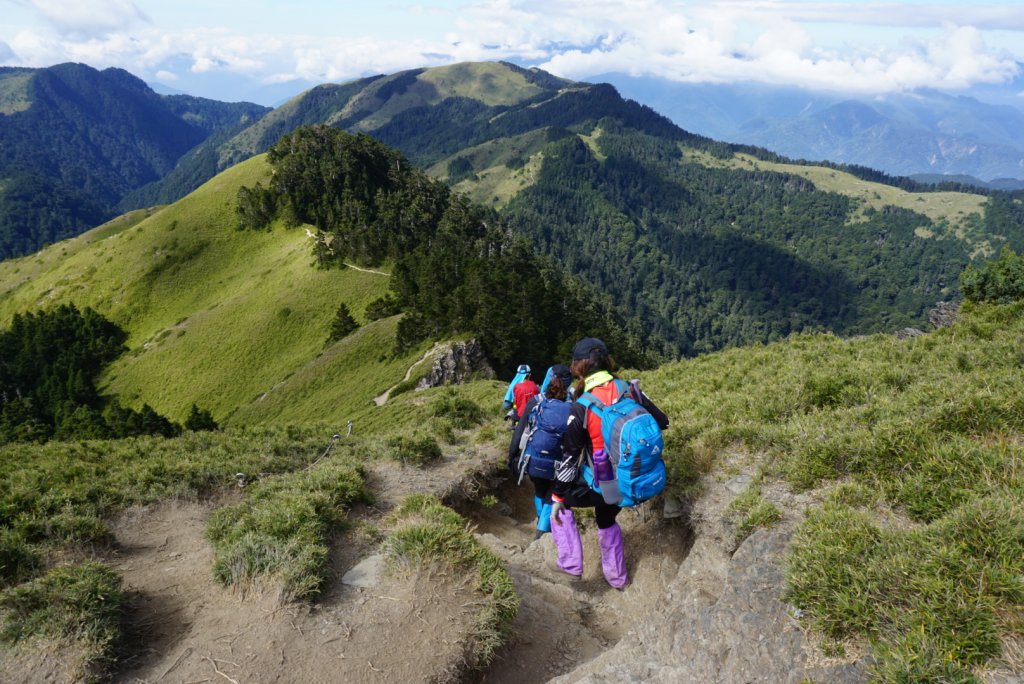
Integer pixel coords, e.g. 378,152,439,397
786,496,1024,682
725,483,782,546
0,561,123,679
384,494,518,669
206,456,371,600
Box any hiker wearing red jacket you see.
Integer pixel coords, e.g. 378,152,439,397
512,373,540,419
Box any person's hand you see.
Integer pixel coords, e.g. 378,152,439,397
550,501,566,526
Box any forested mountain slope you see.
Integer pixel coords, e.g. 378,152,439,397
6,60,1023,359
126,60,1024,358
0,128,648,425
0,63,269,259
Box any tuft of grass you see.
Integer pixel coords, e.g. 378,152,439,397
206,456,371,600
384,494,518,669
725,484,782,546
786,496,1024,677
824,482,878,509
0,530,41,588
0,561,123,678
385,434,442,467
429,388,485,429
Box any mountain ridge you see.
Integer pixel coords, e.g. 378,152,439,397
0,62,270,260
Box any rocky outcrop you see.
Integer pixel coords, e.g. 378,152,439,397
928,301,959,329
551,464,872,683
894,327,925,339
417,339,494,389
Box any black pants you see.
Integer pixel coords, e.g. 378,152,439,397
562,485,621,529
531,476,552,503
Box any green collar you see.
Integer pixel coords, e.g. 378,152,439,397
584,371,614,392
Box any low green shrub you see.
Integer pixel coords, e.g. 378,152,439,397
0,561,123,674
207,457,371,600
429,389,484,429
386,434,442,466
385,495,518,668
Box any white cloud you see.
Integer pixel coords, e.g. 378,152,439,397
0,1,1020,98
0,40,16,63
154,68,176,81
29,0,147,36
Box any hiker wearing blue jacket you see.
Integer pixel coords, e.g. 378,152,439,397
502,363,531,424
549,337,669,589
508,364,573,539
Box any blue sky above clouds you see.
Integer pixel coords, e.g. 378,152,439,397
1,0,1021,104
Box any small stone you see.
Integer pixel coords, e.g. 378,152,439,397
725,474,752,494
341,554,385,588
663,495,686,519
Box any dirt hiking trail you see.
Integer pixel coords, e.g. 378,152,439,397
460,478,692,683
2,443,692,684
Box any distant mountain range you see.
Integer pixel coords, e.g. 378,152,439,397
0,63,270,259
592,74,1024,183
5,60,1023,363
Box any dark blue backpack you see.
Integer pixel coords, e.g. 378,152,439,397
577,380,666,507
516,397,572,482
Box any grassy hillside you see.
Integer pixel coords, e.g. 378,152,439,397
0,156,424,424
113,60,1024,359
0,68,32,115
642,300,1024,679
686,148,991,252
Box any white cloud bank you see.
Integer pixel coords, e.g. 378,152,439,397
28,0,147,36
0,0,1020,98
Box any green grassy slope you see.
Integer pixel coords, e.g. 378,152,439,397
685,148,989,249
0,156,421,424
642,301,1024,678
0,69,33,115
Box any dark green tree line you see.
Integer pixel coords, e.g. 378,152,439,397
237,126,658,372
0,304,180,443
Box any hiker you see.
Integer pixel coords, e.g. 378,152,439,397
508,364,573,539
549,337,669,589
540,364,577,401
502,363,532,424
512,369,540,422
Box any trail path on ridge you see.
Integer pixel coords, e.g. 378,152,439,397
374,342,444,406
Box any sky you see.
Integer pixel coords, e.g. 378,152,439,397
1,0,1022,105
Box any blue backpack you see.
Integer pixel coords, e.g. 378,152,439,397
577,380,666,507
516,397,572,482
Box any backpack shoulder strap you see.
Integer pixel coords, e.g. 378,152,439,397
577,391,605,413
612,379,630,402
579,380,629,412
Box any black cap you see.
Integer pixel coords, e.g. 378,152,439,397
572,337,608,361
549,364,572,386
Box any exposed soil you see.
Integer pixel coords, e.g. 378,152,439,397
1,442,692,684
461,478,693,683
